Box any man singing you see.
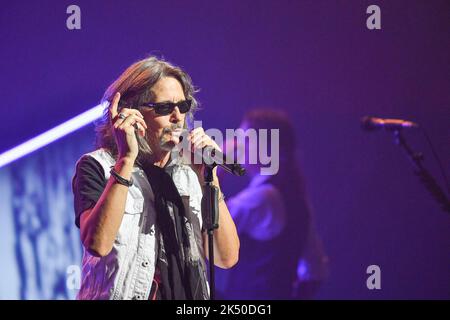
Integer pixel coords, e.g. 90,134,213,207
72,56,239,300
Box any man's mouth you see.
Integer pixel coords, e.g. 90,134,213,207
160,127,184,145
159,127,187,152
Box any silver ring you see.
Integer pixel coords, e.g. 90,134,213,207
118,113,126,120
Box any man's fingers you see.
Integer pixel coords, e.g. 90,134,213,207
190,128,205,143
189,128,218,148
126,115,147,129
116,108,145,120
193,137,208,150
134,110,145,119
192,133,205,145
194,136,217,150
123,108,144,119
190,127,204,136
192,134,221,152
135,123,146,137
109,92,121,119
118,114,147,131
113,110,147,128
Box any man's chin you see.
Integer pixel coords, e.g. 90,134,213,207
160,137,180,151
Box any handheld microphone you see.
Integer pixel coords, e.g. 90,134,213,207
177,130,245,176
361,116,419,131
198,146,246,176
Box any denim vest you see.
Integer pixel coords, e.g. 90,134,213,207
75,149,206,300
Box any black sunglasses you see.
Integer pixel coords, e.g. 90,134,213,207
140,99,192,115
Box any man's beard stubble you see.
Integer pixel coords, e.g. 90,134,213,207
159,123,184,151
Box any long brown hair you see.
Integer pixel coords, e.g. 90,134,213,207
95,56,199,166
242,108,311,252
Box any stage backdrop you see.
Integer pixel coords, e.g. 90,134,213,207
0,126,95,299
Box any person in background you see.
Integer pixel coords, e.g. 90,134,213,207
217,108,328,299
293,216,329,299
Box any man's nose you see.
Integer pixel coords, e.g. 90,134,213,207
170,106,182,123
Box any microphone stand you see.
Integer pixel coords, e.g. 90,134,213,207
201,164,220,300
392,130,450,213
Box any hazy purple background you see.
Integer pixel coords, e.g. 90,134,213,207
1,0,449,299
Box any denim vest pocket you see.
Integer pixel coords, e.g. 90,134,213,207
115,186,144,245
125,185,144,214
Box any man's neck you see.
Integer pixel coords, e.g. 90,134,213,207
150,149,171,168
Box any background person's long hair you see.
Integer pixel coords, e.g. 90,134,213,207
242,109,307,199
242,109,312,294
95,56,199,167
